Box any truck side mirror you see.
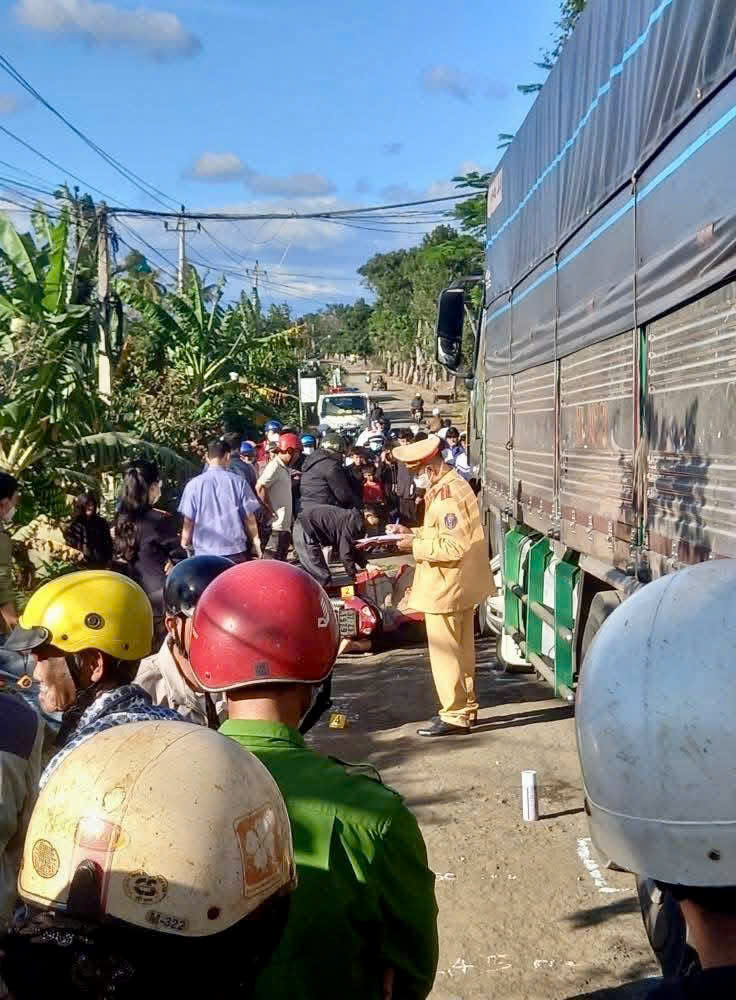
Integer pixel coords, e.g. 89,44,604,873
436,288,465,371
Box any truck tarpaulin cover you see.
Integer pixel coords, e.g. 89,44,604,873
484,0,736,377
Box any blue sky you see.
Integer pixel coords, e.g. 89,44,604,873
0,0,559,309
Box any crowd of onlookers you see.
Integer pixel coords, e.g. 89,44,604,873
0,405,474,638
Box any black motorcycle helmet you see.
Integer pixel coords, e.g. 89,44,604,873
164,556,234,618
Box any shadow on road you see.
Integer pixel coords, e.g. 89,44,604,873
311,636,570,788
472,703,575,732
540,806,585,820
565,974,660,999
567,897,640,929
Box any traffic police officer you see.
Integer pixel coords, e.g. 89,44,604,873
390,434,491,737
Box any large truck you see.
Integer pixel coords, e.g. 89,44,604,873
435,0,736,699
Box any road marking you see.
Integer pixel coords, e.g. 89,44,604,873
576,837,625,894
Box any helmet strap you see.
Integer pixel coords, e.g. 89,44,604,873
298,677,333,735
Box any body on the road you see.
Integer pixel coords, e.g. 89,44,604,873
391,435,491,736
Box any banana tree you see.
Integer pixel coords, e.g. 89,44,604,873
0,210,197,485
121,270,299,408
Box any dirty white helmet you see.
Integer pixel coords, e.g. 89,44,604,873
576,560,736,886
19,721,296,936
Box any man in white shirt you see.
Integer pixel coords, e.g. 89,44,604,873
256,432,301,560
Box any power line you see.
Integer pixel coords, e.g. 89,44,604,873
0,124,121,204
113,218,179,285
0,52,179,211
106,191,477,221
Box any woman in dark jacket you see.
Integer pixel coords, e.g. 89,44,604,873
113,460,183,644
63,492,113,569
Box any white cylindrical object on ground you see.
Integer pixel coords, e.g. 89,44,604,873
522,769,539,821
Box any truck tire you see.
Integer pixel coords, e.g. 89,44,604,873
580,590,623,664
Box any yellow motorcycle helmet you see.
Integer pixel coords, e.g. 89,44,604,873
19,721,296,936
4,570,153,660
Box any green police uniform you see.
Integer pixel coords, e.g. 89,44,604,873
220,719,438,1000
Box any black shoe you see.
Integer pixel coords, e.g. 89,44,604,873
416,717,471,737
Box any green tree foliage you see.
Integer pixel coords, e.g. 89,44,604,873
113,275,301,459
355,224,482,384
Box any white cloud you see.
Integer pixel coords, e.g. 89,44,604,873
0,94,25,115
191,152,247,180
14,0,202,59
422,65,473,102
189,153,335,197
422,65,508,102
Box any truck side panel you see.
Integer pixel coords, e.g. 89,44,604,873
560,332,636,570
512,362,556,532
647,279,736,571
485,375,511,507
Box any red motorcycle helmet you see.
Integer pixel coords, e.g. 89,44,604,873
278,432,301,453
189,561,339,692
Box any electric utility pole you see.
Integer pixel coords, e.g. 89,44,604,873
245,260,267,302
97,205,111,401
165,205,200,292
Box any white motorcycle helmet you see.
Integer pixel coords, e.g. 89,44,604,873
576,559,736,887
19,721,296,933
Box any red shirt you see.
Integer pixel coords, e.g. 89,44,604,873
363,480,385,504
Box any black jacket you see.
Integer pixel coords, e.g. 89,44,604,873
299,505,367,579
229,454,258,491
64,514,113,568
300,450,358,511
119,510,184,619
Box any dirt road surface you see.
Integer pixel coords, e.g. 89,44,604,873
312,365,659,998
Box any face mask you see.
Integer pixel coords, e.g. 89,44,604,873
2,503,16,523
267,431,280,443
303,446,314,455
413,473,430,490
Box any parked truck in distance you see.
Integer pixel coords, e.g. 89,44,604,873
317,389,370,439
435,0,736,699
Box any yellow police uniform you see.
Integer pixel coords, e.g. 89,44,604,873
394,436,492,728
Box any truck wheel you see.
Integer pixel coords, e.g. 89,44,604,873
580,590,623,664
477,593,503,637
